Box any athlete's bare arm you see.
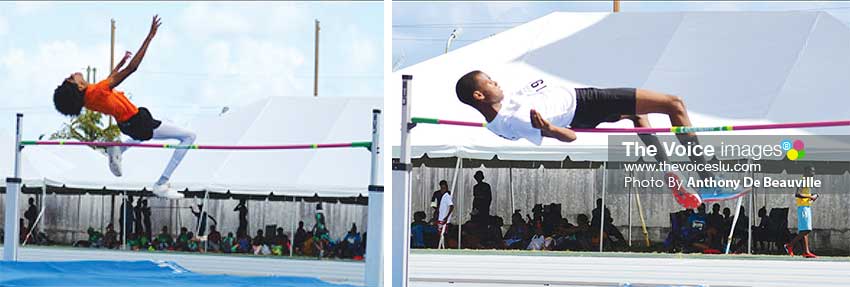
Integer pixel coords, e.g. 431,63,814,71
530,109,577,142
109,51,132,77
110,15,161,89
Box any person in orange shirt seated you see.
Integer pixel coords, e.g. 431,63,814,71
51,15,190,199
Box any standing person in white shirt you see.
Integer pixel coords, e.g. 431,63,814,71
436,188,454,248
455,70,735,209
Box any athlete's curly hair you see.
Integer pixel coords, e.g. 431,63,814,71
53,80,85,116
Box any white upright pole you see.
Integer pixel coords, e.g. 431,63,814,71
4,113,23,261
748,159,754,254
626,171,632,247
599,162,606,252
392,75,413,287
725,196,744,254
121,191,127,250
445,156,461,250
365,108,384,287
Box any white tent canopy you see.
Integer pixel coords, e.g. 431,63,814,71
390,11,850,161
2,97,382,198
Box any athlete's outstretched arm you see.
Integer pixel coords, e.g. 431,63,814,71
109,51,132,77
531,109,577,142
110,15,162,89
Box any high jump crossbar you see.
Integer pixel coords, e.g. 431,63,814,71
411,117,850,134
19,140,372,150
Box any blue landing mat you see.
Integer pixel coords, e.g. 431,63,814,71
0,260,358,287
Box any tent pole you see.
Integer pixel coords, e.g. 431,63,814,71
365,108,384,287
509,162,514,220
599,162,606,252
122,191,127,250
446,156,462,250
195,190,209,252
3,113,23,261
725,196,744,254
635,190,650,247
392,75,413,287
748,160,753,254
290,196,296,257
458,158,464,249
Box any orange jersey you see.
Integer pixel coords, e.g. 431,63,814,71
84,78,138,123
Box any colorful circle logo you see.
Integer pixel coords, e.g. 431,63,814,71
785,139,805,161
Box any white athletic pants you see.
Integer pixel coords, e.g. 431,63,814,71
122,122,196,184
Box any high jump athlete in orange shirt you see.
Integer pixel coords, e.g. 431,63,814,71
52,15,190,199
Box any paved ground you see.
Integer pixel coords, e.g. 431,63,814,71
409,250,850,287
1,245,365,285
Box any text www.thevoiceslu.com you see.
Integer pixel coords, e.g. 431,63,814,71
622,161,762,173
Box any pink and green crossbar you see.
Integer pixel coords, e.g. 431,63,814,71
411,117,850,133
20,140,372,150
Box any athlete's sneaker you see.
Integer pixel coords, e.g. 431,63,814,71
784,243,795,256
666,171,702,209
803,252,817,258
152,182,184,199
106,146,123,177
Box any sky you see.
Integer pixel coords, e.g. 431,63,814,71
393,1,850,70
0,1,383,140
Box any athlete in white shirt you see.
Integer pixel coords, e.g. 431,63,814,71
455,70,693,144
455,70,738,209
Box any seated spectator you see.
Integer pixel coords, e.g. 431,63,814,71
573,214,593,250
175,227,190,251
503,210,529,249
302,231,316,256
706,203,725,249
591,198,626,247
252,229,271,255
222,232,236,253
126,233,141,251
87,227,103,248
752,206,769,251
155,225,174,250
74,227,103,248
411,211,433,248
137,231,151,251
270,227,290,256
338,223,363,258
481,215,506,249
460,217,486,249
237,233,252,253
207,225,222,252
526,225,552,251
103,224,119,249
685,204,719,253
187,232,200,252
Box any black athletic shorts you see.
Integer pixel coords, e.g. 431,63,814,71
569,87,636,128
118,107,162,141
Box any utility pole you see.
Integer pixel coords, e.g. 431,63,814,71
110,19,116,71
314,19,320,97
614,0,620,12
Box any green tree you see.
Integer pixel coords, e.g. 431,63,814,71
50,110,121,150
